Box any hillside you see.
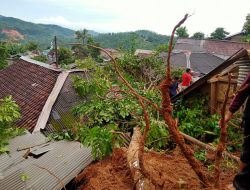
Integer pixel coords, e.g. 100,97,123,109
0,15,170,50
0,15,77,46
95,30,169,50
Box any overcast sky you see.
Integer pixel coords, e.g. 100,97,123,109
0,0,249,36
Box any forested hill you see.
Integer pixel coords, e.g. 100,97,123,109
0,15,170,49
0,15,76,46
95,30,170,50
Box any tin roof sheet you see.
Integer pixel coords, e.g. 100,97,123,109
0,133,93,190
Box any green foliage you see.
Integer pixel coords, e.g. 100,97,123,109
73,29,101,60
175,26,189,38
25,41,38,51
20,172,31,182
48,131,74,141
32,55,47,62
118,53,165,86
194,150,207,162
242,34,250,43
0,43,8,69
70,53,171,158
155,44,169,53
191,32,205,40
0,96,25,153
174,94,242,153
58,47,75,65
74,125,114,160
75,56,96,70
73,97,139,128
174,95,220,141
144,120,171,150
75,29,89,45
94,30,170,50
242,13,250,35
5,43,26,55
171,67,185,79
72,71,111,98
210,27,229,40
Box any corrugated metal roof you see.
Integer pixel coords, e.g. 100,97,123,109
0,133,93,190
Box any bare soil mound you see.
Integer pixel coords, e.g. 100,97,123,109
76,147,238,190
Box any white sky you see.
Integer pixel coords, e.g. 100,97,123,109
0,0,249,36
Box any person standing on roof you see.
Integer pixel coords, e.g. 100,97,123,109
219,72,250,189
180,68,192,90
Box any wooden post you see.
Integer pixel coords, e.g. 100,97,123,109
54,36,58,68
210,82,217,114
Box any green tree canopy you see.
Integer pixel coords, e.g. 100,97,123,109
0,43,8,69
242,13,250,34
210,27,229,40
58,47,74,65
25,41,38,51
6,43,26,55
191,32,205,40
0,96,23,153
175,26,189,38
73,29,101,60
75,29,89,45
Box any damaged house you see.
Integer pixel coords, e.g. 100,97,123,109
0,57,93,190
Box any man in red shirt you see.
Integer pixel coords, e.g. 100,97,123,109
181,68,192,90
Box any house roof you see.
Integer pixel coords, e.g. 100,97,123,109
175,38,250,59
171,48,249,102
0,59,60,132
224,32,245,40
134,49,154,57
42,72,89,135
0,132,93,190
166,52,224,75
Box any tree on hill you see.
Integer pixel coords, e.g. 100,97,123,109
175,26,189,38
75,29,89,45
0,43,8,69
25,41,38,51
242,13,250,43
58,47,74,65
210,27,229,40
242,13,250,34
191,32,205,40
73,29,101,60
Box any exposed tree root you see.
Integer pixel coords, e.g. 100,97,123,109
214,73,232,188
160,13,211,188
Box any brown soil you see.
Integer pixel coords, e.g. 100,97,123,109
76,147,238,190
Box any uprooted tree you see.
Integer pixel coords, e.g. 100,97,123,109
85,14,212,188
69,14,238,189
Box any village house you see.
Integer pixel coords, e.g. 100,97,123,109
172,48,250,115
0,57,93,190
224,32,246,42
134,49,155,57
169,38,250,77
100,48,120,61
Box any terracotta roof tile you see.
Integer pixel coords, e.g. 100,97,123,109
0,59,60,132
